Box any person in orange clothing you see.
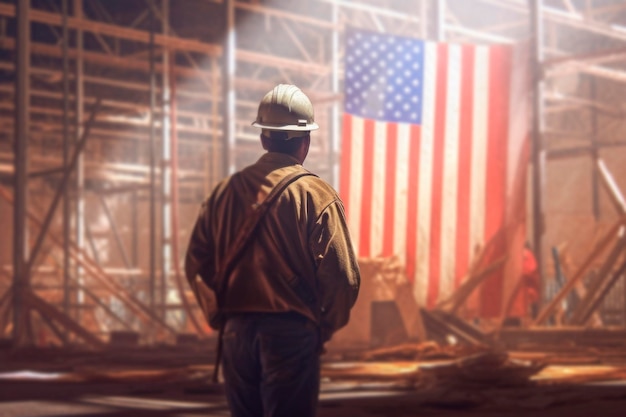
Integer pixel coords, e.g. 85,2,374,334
504,243,540,325
521,243,541,318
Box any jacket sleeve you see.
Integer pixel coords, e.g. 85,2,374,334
309,199,361,343
185,200,219,288
184,201,221,328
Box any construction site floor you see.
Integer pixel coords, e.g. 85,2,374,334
1,344,626,416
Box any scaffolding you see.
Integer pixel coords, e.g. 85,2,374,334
1,0,626,347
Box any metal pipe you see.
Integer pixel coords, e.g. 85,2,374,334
420,0,428,38
62,0,71,320
149,3,158,318
74,0,86,324
28,167,66,178
13,0,30,346
223,0,236,176
597,159,626,215
330,2,339,188
590,77,600,220
132,189,139,266
433,0,444,41
98,195,132,268
211,56,219,190
529,0,545,295
84,221,101,265
161,0,171,321
169,56,205,335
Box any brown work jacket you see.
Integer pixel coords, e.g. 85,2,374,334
184,152,360,342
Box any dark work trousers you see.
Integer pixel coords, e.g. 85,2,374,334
221,313,321,417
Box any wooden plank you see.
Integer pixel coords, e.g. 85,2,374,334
534,214,626,325
597,159,626,214
569,236,626,325
437,228,506,314
0,285,12,338
0,3,220,55
420,308,490,347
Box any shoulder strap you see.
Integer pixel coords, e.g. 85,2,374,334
211,169,316,383
215,170,317,304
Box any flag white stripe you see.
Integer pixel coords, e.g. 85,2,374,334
394,123,411,265
439,45,462,301
370,121,387,257
469,46,490,259
415,41,437,306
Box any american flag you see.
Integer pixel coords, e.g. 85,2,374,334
339,28,529,317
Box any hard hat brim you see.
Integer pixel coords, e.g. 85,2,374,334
251,121,319,131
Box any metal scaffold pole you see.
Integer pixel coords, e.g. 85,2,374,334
530,0,545,286
330,1,339,188
161,0,171,322
420,0,428,38
223,0,236,176
74,0,86,324
62,0,71,321
13,0,30,347
149,4,158,325
433,0,444,41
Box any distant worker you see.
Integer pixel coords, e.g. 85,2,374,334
185,84,360,417
522,243,541,319
504,242,540,325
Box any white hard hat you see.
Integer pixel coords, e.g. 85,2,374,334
252,84,319,135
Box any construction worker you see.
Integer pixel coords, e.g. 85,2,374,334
184,84,360,417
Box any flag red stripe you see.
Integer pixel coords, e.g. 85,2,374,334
359,119,375,258
427,43,448,308
382,123,398,257
340,114,353,218
405,124,421,282
481,45,512,317
455,45,475,287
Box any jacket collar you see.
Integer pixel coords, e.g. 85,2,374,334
257,152,301,167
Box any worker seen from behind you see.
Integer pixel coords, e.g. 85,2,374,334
184,84,360,417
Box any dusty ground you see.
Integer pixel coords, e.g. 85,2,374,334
1,377,626,416
1,344,626,417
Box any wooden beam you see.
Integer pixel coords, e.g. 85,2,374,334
0,8,329,75
534,214,626,325
597,159,626,215
0,187,179,338
568,235,626,325
544,47,626,68
0,3,220,55
235,1,336,29
24,290,105,349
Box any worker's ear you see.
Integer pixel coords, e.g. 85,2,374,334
297,135,310,164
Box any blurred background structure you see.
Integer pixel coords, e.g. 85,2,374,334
1,0,626,351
